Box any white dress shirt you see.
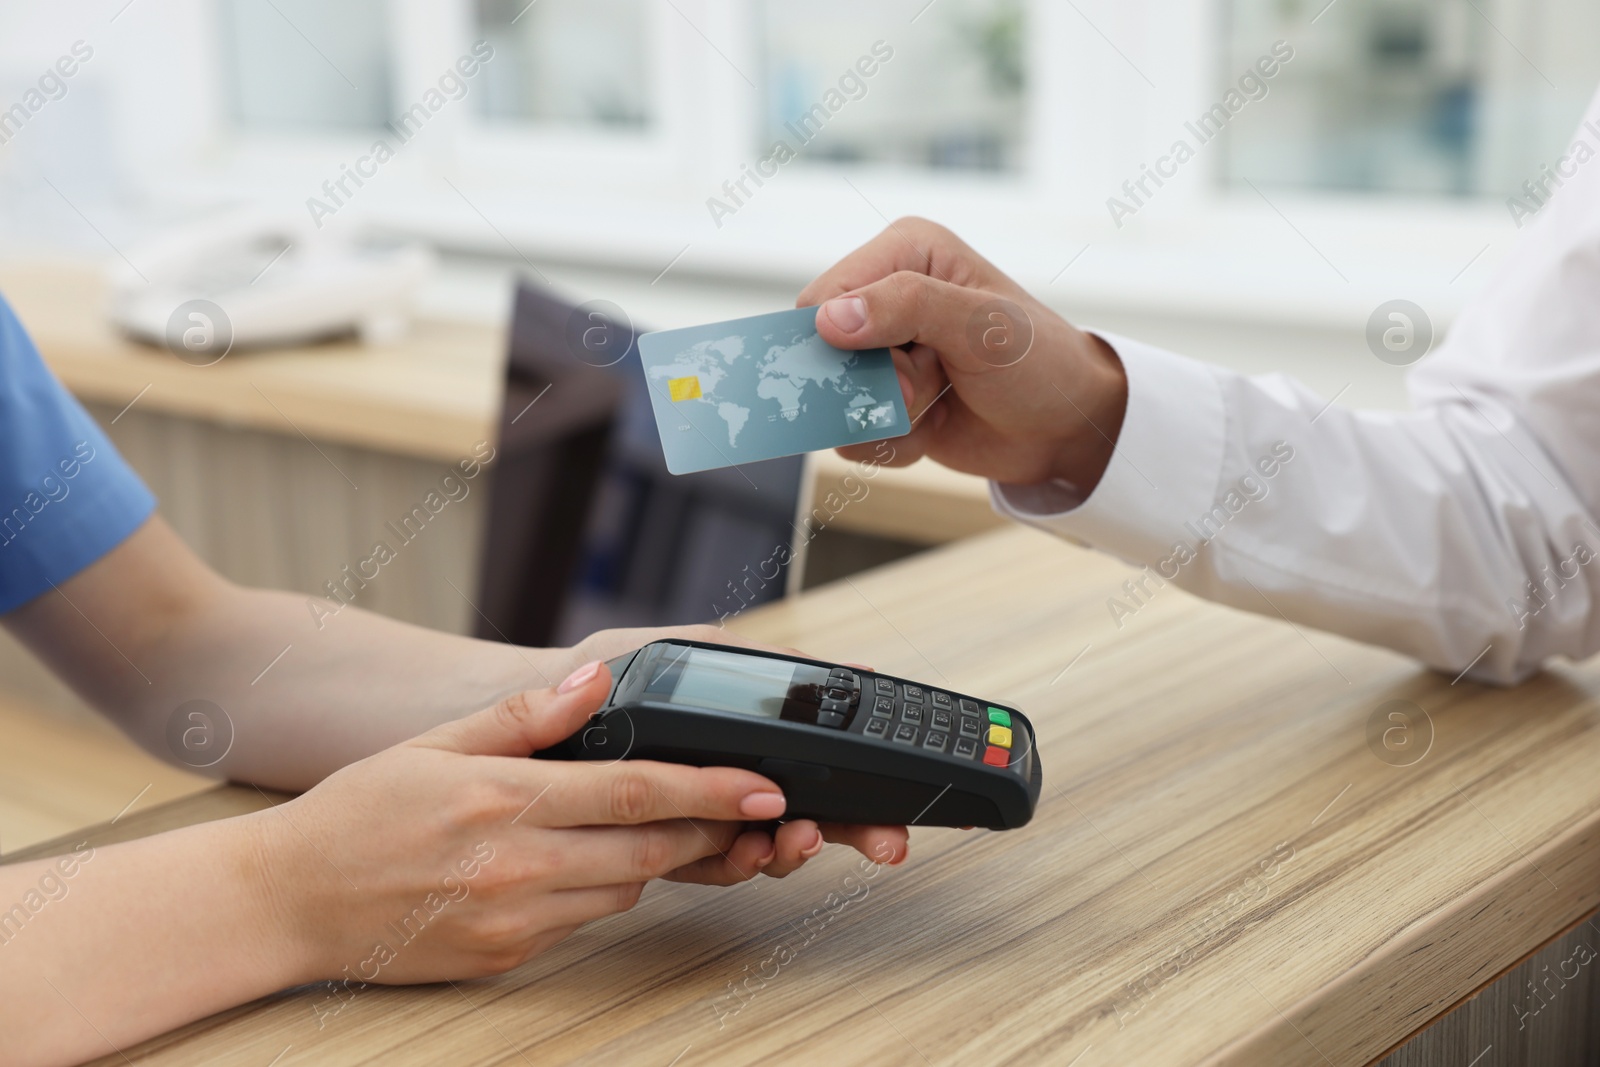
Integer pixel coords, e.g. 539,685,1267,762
993,85,1600,685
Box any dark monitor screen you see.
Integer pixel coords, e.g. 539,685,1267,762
504,281,806,643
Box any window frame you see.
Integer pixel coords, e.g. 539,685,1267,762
125,0,1529,317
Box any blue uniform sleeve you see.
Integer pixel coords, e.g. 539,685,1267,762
0,291,156,613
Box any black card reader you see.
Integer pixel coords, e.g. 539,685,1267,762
535,640,1042,830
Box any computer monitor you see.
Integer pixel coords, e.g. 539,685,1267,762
487,281,806,647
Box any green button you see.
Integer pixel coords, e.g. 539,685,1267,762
987,708,1011,727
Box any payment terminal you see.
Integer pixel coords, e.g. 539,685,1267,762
536,640,1042,829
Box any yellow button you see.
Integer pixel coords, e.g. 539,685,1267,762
987,725,1012,749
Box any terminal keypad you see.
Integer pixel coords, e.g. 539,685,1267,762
853,676,1022,769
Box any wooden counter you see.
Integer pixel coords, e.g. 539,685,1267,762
12,526,1600,1065
0,261,504,464
807,451,1006,545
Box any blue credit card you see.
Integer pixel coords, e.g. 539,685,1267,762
636,306,911,475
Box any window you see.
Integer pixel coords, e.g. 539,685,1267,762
755,0,1028,171
121,0,1600,262
474,0,653,129
1220,0,1600,197
218,0,394,132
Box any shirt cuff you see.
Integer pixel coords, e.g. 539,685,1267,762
990,332,1227,566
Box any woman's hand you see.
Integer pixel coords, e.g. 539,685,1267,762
566,624,911,878
261,659,902,986
7,660,865,1064
798,217,1129,493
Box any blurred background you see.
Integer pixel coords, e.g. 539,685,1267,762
1,0,1597,841
4,0,1595,392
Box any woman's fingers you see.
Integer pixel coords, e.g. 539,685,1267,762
819,823,908,866
413,663,612,758
529,760,786,827
754,820,906,879
519,884,646,934
662,828,777,886
533,819,744,888
756,819,828,879
660,820,909,883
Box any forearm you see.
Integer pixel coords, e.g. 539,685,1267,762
119,584,565,788
1,813,301,1067
4,518,581,789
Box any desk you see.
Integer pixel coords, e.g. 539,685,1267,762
805,452,1005,546
0,261,503,463
11,526,1600,1065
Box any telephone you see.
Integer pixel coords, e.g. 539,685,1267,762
108,210,434,353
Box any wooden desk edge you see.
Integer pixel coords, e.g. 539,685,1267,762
3,261,507,464
76,379,498,464
807,452,1007,544
1,785,289,866
1206,808,1600,1066
50,345,503,465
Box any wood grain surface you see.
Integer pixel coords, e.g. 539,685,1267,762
1374,907,1600,1065
0,261,505,463
806,451,1006,546
0,695,211,853
16,526,1600,1066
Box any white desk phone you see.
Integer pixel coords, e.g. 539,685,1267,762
108,210,434,354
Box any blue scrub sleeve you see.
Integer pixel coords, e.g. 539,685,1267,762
0,291,156,613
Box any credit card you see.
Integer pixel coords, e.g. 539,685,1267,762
637,306,910,475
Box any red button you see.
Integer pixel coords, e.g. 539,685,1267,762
982,745,1009,767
